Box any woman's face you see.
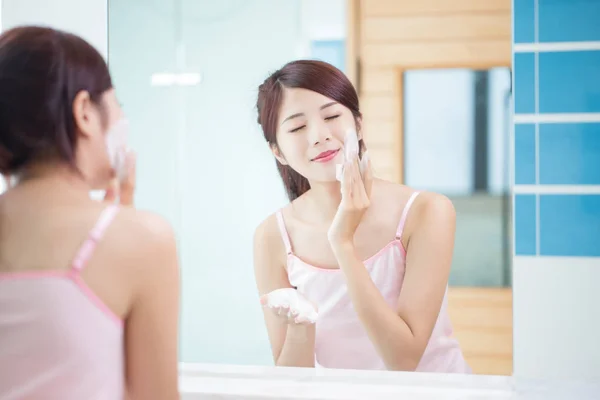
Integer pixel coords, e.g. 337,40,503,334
274,87,359,183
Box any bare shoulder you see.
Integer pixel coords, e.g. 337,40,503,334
102,207,178,276
412,190,455,215
253,211,290,294
404,190,456,238
253,211,286,262
114,207,176,245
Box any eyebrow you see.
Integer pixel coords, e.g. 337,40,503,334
280,101,338,125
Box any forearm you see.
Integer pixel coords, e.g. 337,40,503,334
276,324,316,368
331,242,422,371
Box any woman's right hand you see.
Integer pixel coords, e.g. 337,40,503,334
104,151,136,206
260,295,317,325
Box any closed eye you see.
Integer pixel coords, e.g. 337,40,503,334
289,115,339,132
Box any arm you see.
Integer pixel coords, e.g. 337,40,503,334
253,216,315,367
125,212,181,399
330,193,455,371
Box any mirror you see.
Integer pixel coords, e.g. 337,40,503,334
107,0,510,376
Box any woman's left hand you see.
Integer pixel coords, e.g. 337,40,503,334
327,155,373,247
104,151,137,207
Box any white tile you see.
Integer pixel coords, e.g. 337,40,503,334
513,256,600,380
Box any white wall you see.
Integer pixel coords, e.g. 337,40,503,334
1,0,107,58
300,0,345,40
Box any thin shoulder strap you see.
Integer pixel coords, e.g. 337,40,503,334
275,210,293,255
396,191,420,239
71,205,120,272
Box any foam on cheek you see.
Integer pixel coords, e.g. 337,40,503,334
335,128,369,181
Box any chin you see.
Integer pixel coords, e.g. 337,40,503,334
312,173,339,184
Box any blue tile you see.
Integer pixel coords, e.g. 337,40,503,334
540,195,600,257
539,123,600,184
514,0,535,43
539,0,600,43
514,53,536,114
515,124,537,184
539,50,600,113
515,194,537,255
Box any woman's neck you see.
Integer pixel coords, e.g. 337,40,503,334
301,181,343,222
16,161,92,195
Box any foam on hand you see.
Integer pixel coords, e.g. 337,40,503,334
335,128,369,181
261,288,318,324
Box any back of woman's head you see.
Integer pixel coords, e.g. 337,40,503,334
256,60,363,201
0,26,113,175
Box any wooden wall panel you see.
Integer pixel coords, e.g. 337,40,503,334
362,41,512,68
467,356,513,376
362,14,511,42
367,148,398,172
361,121,396,146
448,288,513,376
360,68,396,94
361,0,510,17
360,94,399,119
345,0,360,86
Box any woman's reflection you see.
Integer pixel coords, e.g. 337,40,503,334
253,60,471,373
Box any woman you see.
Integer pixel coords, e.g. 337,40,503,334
253,60,470,373
0,27,180,398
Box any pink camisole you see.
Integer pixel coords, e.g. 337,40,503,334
0,205,125,399
276,192,471,373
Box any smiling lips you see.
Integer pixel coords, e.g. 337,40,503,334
312,149,340,163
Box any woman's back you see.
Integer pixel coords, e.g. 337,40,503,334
0,193,125,399
0,26,180,399
0,180,154,398
0,178,180,399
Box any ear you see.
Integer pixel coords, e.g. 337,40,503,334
72,90,96,139
270,143,288,166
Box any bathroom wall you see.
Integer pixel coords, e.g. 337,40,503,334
1,0,107,57
512,0,600,380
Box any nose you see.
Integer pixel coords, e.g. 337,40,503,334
307,120,332,146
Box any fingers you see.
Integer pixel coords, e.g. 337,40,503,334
118,151,136,206
263,303,312,325
361,158,373,203
341,160,353,201
103,178,119,204
344,155,369,208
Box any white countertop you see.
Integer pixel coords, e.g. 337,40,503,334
178,363,600,399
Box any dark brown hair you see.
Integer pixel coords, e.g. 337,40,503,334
256,60,364,201
0,26,113,174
